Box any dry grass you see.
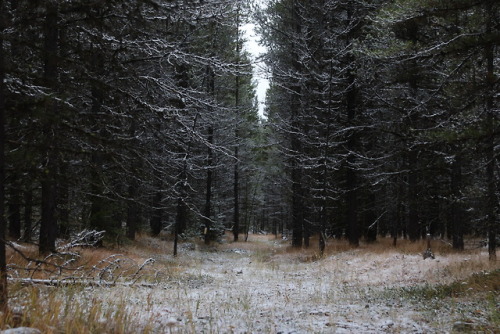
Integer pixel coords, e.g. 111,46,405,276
1,239,167,333
1,233,498,333
253,235,460,262
129,233,174,257
6,244,39,278
310,235,489,258
463,269,500,293
397,269,499,299
355,237,458,255
1,285,134,334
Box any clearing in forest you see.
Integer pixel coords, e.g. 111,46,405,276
2,234,499,333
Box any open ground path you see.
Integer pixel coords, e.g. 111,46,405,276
98,235,499,333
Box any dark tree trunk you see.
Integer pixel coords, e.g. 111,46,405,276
40,179,57,254
150,188,162,236
204,126,214,245
232,8,241,243
23,190,33,242
451,151,464,250
364,194,377,243
280,207,285,237
403,23,421,243
176,172,188,237
174,196,186,256
289,66,303,247
89,152,106,242
319,230,326,256
126,122,139,241
319,55,334,255
486,147,496,261
302,187,310,248
319,171,327,255
290,0,303,248
272,218,278,238
174,151,190,255
393,194,402,247
485,1,496,261
346,72,359,247
39,2,59,255
126,183,139,240
393,158,406,246
57,163,70,238
346,162,358,246
0,0,9,311
172,57,190,246
303,214,310,248
88,49,106,245
407,148,420,242
291,166,303,248
233,146,240,242
8,183,21,240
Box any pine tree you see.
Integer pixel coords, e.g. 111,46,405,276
0,0,8,312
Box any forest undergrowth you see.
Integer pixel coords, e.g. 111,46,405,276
0,233,498,333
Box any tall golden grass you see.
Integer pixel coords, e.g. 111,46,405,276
1,285,135,333
275,235,486,257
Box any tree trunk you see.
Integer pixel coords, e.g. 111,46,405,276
364,194,377,243
291,166,303,248
8,182,21,240
0,0,9,311
57,163,70,238
126,122,139,241
303,213,310,248
174,154,189,255
126,151,140,240
319,167,327,255
485,1,496,261
346,69,359,247
346,162,358,246
320,57,334,255
39,179,57,254
233,146,240,242
126,183,139,240
39,1,59,255
150,188,162,236
233,9,241,242
174,196,186,256
290,0,303,248
89,152,106,245
451,151,464,250
407,148,420,242
176,169,188,237
204,126,214,245
88,48,106,245
23,190,33,242
393,183,403,247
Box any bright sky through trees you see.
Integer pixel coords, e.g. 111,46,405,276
243,22,269,119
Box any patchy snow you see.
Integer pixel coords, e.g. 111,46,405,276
66,238,499,334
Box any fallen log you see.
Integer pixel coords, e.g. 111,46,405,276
8,277,156,288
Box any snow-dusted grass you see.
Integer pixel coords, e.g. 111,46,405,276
2,234,499,333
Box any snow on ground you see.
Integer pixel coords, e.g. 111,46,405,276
85,238,498,333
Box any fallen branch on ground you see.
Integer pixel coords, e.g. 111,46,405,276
8,277,156,288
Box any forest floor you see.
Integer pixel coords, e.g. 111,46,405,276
2,234,500,333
